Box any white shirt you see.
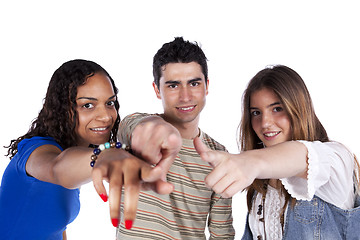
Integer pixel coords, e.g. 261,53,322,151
249,141,357,240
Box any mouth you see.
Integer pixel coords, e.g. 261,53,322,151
90,126,111,133
176,105,196,112
263,131,280,138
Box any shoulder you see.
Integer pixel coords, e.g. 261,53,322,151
18,136,63,155
119,112,161,130
298,140,354,160
9,136,62,178
200,130,227,152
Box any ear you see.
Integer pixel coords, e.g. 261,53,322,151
152,82,161,99
205,78,209,96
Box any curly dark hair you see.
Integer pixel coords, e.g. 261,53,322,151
5,59,120,159
153,37,208,88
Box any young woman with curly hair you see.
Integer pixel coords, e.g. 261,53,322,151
195,65,360,239
0,59,173,239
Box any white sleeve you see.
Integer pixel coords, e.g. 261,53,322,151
280,141,355,209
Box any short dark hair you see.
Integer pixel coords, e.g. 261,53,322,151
153,37,208,88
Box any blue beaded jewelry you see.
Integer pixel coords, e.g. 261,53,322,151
90,141,130,167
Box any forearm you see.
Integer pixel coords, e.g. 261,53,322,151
196,139,309,198
247,141,308,180
52,146,94,189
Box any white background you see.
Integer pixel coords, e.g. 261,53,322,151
0,1,359,239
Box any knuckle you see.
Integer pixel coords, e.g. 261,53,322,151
91,167,103,178
109,176,123,187
222,192,231,198
212,185,221,194
125,184,140,193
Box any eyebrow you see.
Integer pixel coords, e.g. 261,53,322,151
77,94,117,101
188,78,202,83
164,78,202,85
165,80,180,85
250,101,282,110
268,102,282,107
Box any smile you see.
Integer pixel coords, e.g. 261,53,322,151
90,127,109,131
263,131,280,137
176,105,196,112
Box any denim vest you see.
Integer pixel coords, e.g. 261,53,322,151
241,194,360,240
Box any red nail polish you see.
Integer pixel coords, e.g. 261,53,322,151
125,220,133,230
112,218,119,227
99,193,108,202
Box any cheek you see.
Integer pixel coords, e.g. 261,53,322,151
194,88,207,98
279,116,292,135
161,92,176,104
77,112,91,129
251,119,263,139
252,122,263,141
251,118,260,132
111,110,118,124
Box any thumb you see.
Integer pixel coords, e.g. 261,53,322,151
194,137,222,167
194,137,210,156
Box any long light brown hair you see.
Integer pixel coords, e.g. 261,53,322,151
238,65,329,214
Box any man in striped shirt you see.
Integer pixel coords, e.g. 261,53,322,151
117,37,235,239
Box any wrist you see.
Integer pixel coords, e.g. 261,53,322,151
90,141,131,167
243,149,266,179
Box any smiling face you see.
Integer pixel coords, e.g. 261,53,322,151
153,62,208,130
250,88,292,147
75,72,118,147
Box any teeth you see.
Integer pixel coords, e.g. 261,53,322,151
92,127,106,131
179,106,194,111
264,132,279,137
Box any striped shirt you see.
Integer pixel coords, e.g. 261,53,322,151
117,113,235,240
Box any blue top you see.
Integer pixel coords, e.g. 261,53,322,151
0,136,80,240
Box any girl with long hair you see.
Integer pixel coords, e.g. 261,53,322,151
0,59,172,239
195,65,360,239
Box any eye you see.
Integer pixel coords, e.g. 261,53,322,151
107,100,115,107
82,103,94,109
273,106,283,112
168,84,178,89
251,110,260,116
190,81,200,87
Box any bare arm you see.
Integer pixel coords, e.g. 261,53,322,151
26,144,93,189
244,141,308,180
194,138,308,198
26,144,173,227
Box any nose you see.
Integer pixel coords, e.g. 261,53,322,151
261,112,273,129
95,106,112,122
179,86,191,102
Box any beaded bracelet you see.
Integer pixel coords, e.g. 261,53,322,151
90,141,131,167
